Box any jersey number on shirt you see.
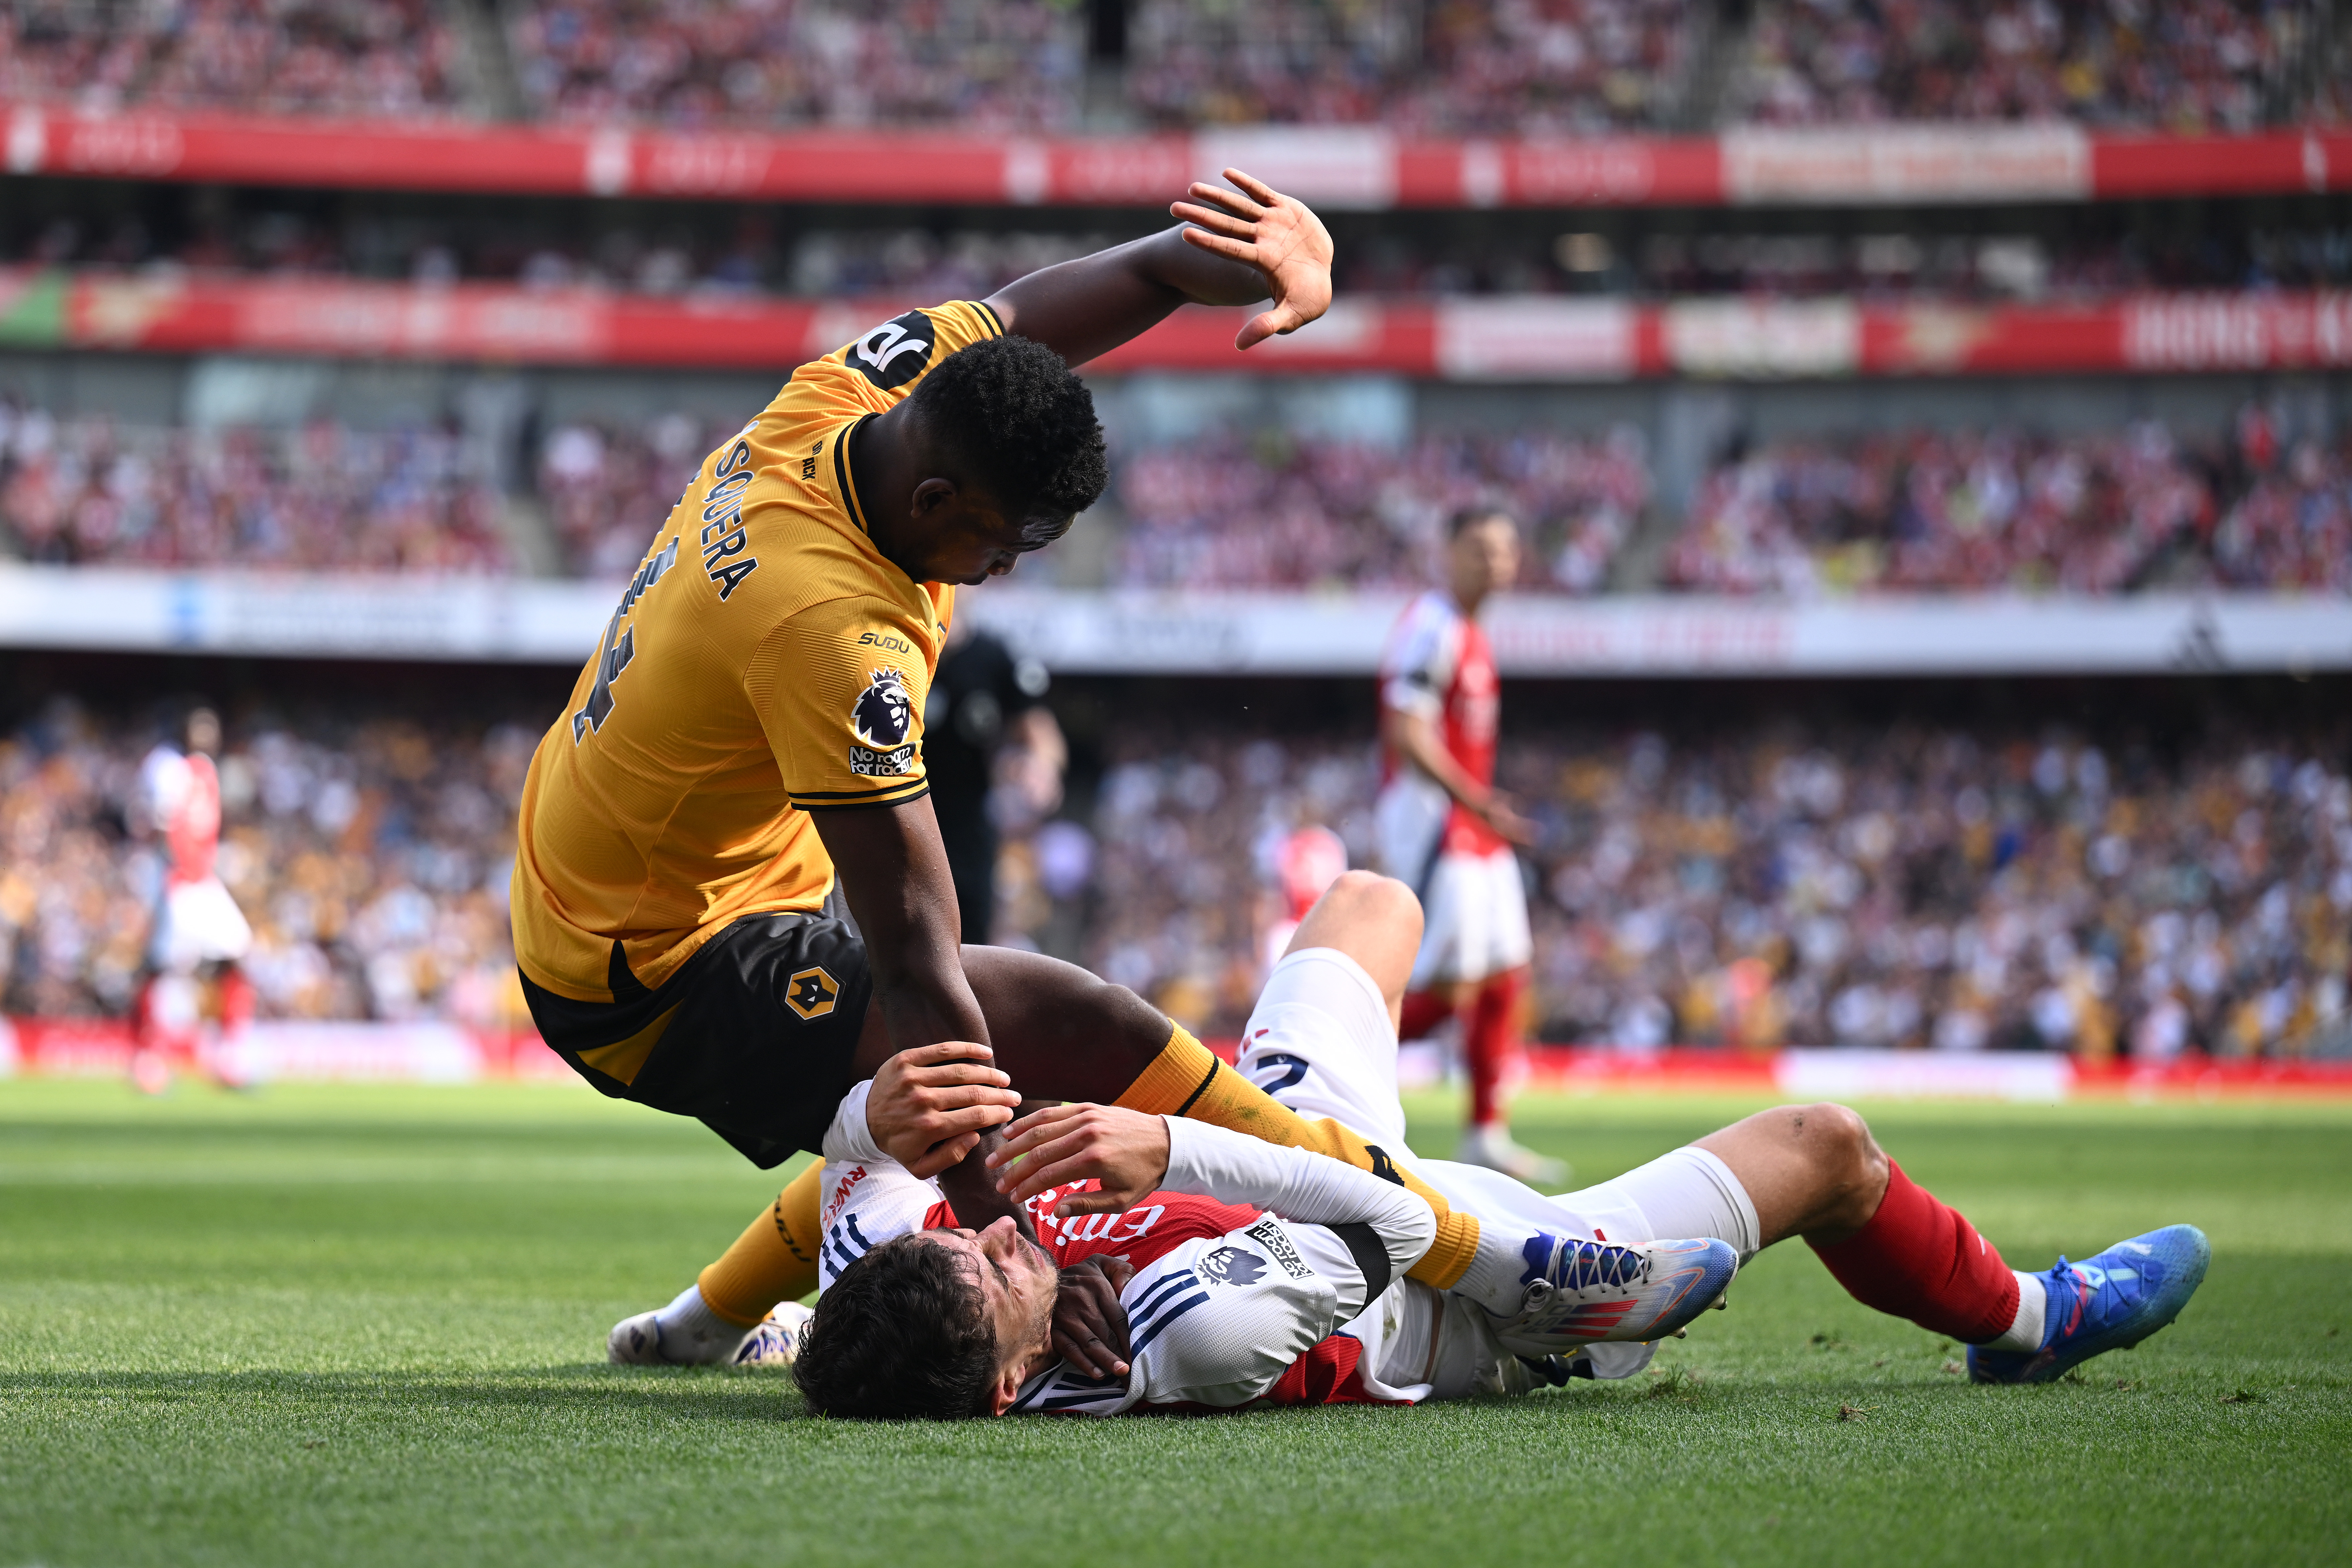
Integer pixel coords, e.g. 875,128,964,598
572,535,679,741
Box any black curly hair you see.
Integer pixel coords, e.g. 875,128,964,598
791,1234,1000,1421
906,334,1107,543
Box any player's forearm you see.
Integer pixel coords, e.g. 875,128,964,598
1162,1118,1436,1278
813,799,989,1050
984,227,1266,368
1383,708,1489,810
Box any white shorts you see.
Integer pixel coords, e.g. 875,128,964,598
1375,779,1533,988
149,876,253,972
1411,846,1531,989
1235,947,1408,1148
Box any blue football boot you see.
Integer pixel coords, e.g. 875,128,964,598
1968,1224,2210,1385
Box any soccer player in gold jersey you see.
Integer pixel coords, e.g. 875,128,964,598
515,172,1503,1362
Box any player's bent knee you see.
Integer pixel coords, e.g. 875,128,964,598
1313,869,1423,939
1796,1102,1883,1190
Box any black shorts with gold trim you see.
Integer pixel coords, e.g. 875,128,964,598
520,908,870,1169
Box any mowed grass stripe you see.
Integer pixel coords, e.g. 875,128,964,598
1,1080,2347,1568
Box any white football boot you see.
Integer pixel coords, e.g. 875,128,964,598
1489,1235,1738,1357
728,1302,815,1369
607,1283,755,1365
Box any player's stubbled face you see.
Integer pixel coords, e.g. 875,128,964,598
931,1218,1057,1354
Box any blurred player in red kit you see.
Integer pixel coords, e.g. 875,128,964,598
1375,507,1561,1184
1261,823,1348,973
131,706,254,1093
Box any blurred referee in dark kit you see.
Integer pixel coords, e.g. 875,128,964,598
926,618,1066,941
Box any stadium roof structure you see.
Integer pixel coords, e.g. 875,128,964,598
1,564,2344,677
6,105,2348,208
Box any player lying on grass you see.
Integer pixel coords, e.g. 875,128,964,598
631,873,2211,1412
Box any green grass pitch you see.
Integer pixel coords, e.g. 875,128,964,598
2,1079,2347,1567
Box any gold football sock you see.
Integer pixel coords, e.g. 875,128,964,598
696,1160,824,1327
1113,1022,1480,1289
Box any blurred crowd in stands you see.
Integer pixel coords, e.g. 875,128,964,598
7,395,2348,598
20,206,2352,302
1663,414,2351,597
0,399,511,572
508,0,1079,129
535,413,708,578
0,700,533,1027
1113,427,1652,593
1,0,2335,131
1054,711,2352,1060
1123,0,1698,132
18,691,2339,1069
1,0,459,118
1733,0,2321,132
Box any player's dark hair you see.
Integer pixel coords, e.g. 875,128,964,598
791,1235,1000,1421
1448,504,1517,538
908,335,1107,542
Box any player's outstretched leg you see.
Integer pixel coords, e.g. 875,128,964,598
1456,967,1565,1187
1696,1104,2207,1378
609,1162,827,1365
1965,1226,2210,1385
610,1283,755,1366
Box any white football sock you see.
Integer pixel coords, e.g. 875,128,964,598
1452,1226,1543,1316
1981,1271,2048,1352
652,1283,749,1363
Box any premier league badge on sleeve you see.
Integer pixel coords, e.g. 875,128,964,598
848,668,919,776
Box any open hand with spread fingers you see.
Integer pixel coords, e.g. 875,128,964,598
1171,167,1336,350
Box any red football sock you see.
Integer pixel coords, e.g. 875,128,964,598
1463,969,1525,1130
1809,1158,2020,1343
217,965,255,1034
1397,989,1453,1045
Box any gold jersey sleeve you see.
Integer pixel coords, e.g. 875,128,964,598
510,299,1006,1004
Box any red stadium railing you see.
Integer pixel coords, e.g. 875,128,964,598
6,105,2348,207
7,268,2345,378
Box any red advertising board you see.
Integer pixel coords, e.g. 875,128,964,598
8,104,2350,208
12,268,2350,380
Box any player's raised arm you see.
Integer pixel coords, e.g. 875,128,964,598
984,168,1335,365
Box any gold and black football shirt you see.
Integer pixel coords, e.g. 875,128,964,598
511,300,1005,1003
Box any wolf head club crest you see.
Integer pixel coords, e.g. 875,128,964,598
852,668,913,748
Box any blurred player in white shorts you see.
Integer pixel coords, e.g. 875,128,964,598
133,706,254,1092
1376,504,1558,1182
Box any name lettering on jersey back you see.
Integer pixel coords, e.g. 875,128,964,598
1244,1217,1315,1281
698,438,761,601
